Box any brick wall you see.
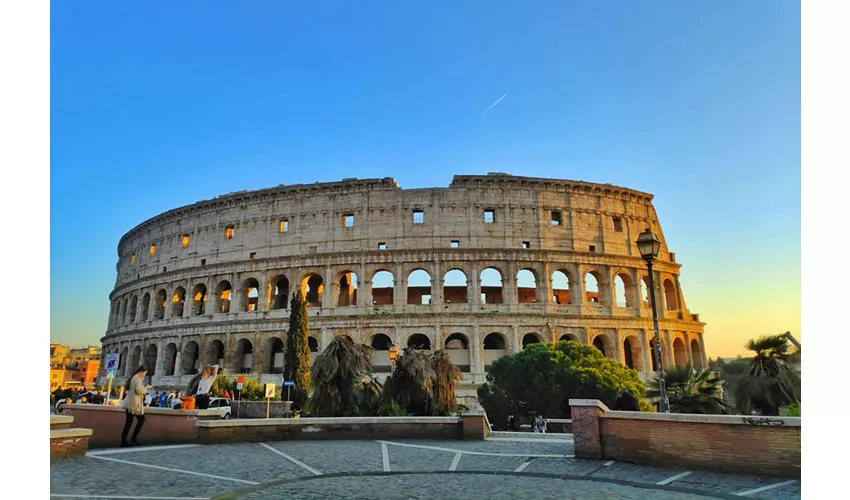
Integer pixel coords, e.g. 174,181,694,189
50,430,92,459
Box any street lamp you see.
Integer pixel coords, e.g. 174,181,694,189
388,344,400,373
636,227,670,413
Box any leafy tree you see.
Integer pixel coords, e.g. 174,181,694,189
284,290,312,409
734,334,800,416
647,363,731,414
779,403,800,417
384,346,435,416
209,372,232,397
477,341,645,428
308,335,375,416
430,350,462,416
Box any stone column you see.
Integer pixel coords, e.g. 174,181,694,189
631,270,643,310
601,265,615,307
470,262,480,306
361,279,373,309
505,261,518,305
172,344,182,377
683,332,693,366
639,330,652,375
572,265,585,306
321,327,330,351
393,326,402,347
324,265,336,310
613,330,625,365
394,263,405,306
662,330,674,367
542,263,553,305
698,333,708,369
512,325,521,354
472,325,482,383
163,287,173,320
432,259,443,307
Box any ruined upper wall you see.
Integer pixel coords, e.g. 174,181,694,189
114,174,673,287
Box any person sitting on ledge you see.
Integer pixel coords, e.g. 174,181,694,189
614,392,640,411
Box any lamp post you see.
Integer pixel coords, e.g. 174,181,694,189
388,344,400,373
636,227,670,413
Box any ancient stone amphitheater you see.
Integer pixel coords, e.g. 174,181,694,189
100,174,706,406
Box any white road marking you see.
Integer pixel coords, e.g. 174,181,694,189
87,455,257,485
733,480,797,496
449,452,463,471
259,443,322,476
378,440,573,458
381,442,391,471
86,444,202,456
603,460,616,466
51,495,208,500
514,460,532,472
486,437,573,444
656,471,692,485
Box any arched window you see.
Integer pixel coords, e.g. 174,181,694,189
407,269,432,305
443,269,468,304
215,281,232,314
614,273,635,308
128,296,138,323
337,272,358,306
301,274,324,307
191,284,207,315
240,278,260,312
308,337,319,353
522,333,541,349
235,339,254,373
664,279,678,310
181,341,199,375
163,343,178,376
407,333,431,350
171,287,186,317
144,344,158,376
551,270,571,304
517,269,538,303
372,270,394,305
270,275,290,310
207,339,225,368
153,290,167,320
480,268,504,304
266,337,284,374
673,338,687,367
585,272,602,305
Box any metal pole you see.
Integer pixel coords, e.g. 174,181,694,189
646,260,670,413
105,373,113,405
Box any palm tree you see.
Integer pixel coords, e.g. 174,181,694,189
307,335,374,416
734,334,800,416
384,346,435,416
429,350,462,415
647,363,731,414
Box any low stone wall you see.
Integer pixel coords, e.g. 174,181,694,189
231,400,292,419
50,415,73,430
64,404,223,449
51,428,93,458
569,399,801,478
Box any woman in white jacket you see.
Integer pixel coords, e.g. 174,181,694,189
120,365,150,447
195,365,219,410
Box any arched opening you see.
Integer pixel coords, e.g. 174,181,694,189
443,269,468,304
480,268,504,304
181,341,199,375
592,335,610,357
337,272,358,306
673,337,687,367
207,339,225,368
407,333,431,350
144,344,158,376
120,300,128,325
482,333,507,371
307,336,319,353
338,334,355,344
215,281,232,314
371,333,393,372
640,277,650,308
649,338,665,372
240,278,260,312
141,293,151,321
407,269,432,305
522,333,541,349
445,333,470,372
559,333,580,343
191,284,207,315
129,345,142,375
171,287,186,317
585,272,602,305
551,270,571,304
664,279,679,310
128,296,138,323
691,339,703,369
614,273,635,308
266,337,284,374
301,274,324,307
623,336,643,371
163,343,178,376
270,275,290,310
111,301,119,328
153,289,167,320
119,346,128,374
235,339,254,373
517,269,538,304
372,270,395,305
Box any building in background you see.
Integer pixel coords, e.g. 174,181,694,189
49,344,101,391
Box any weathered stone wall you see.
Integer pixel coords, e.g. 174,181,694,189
99,174,707,398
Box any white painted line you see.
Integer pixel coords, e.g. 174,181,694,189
733,480,797,496
656,471,692,485
449,452,463,471
259,443,322,476
514,460,532,472
378,440,573,458
86,444,202,456
51,495,208,500
87,455,257,485
381,442,391,472
486,437,573,444
603,460,616,467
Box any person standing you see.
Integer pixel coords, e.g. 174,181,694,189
121,365,150,447
195,365,219,410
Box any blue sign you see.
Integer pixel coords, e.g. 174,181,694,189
284,381,294,386
107,369,117,377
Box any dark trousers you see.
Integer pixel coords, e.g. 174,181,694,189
121,411,146,444
196,393,210,410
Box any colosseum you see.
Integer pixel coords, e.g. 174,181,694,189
100,174,707,406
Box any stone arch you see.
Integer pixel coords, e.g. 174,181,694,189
181,341,200,375
301,273,323,307
522,333,541,349
517,269,538,304
559,333,580,342
215,281,232,314
338,334,355,343
623,335,643,371
266,336,284,374
153,289,167,320
673,337,687,367
269,275,290,310
640,276,651,308
551,269,571,304
191,284,207,315
206,339,225,368
119,346,128,374
592,333,614,358
445,333,469,349
337,271,358,307
307,336,319,353
171,287,186,317
141,292,151,321
480,267,504,304
482,332,507,371
407,269,432,305
239,277,260,312
129,345,142,374
371,333,394,372
691,338,704,369
144,344,158,376
614,272,635,308
443,269,468,304
445,333,470,372
664,279,678,310
234,338,254,373
370,333,393,350
128,296,138,323
372,270,395,305
163,343,178,376
584,271,603,305
407,333,432,350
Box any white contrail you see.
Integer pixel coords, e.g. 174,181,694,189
480,92,508,115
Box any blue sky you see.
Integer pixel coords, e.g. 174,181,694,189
51,1,800,356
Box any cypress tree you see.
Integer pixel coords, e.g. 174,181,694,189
284,289,312,409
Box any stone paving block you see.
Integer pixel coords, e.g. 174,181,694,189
266,439,384,474
385,446,454,472
454,454,525,472
675,470,778,496
523,457,607,476
591,461,684,484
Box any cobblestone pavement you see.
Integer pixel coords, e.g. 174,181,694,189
49,439,800,499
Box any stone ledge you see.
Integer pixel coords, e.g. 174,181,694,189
65,403,223,418
51,428,93,439
604,410,802,427
51,416,74,426
197,416,461,428
569,399,610,411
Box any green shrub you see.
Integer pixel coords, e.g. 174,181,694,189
779,403,800,417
